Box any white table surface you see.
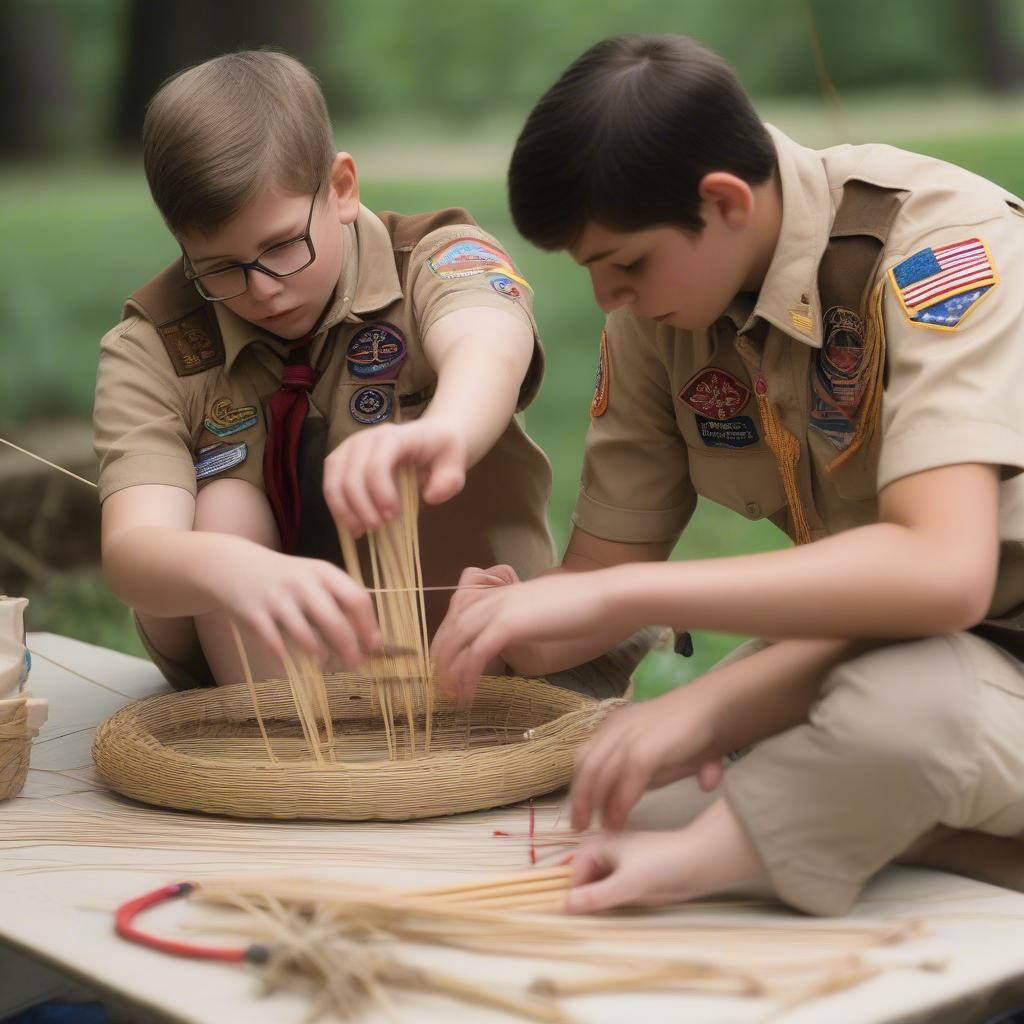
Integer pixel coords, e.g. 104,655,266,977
2,632,1024,1024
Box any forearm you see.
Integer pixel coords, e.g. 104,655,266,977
421,331,531,469
603,521,991,641
103,527,247,617
505,561,642,677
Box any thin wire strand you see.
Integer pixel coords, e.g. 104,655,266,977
0,436,98,489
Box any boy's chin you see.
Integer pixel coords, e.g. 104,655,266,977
649,311,714,332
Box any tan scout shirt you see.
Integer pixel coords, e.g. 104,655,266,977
574,126,1024,619
94,207,556,629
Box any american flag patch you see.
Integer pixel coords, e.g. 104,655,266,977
889,238,997,330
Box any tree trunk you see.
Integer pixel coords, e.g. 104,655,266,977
111,0,325,150
0,1,75,157
973,0,1024,93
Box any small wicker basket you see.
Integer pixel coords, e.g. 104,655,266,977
0,695,31,801
93,674,622,821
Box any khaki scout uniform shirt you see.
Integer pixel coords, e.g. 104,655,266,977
94,207,556,632
575,125,1024,622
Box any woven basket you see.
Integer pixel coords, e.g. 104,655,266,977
0,695,31,801
93,675,621,820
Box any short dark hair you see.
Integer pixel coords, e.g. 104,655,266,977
508,35,777,250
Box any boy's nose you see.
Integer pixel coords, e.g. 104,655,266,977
591,273,633,314
247,268,285,301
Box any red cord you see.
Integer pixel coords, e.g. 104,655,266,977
115,882,265,963
528,799,537,865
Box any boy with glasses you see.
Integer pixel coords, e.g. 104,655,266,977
94,51,644,693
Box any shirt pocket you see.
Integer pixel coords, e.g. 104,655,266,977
686,445,788,520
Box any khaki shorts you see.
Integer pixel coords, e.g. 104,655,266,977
722,632,1024,915
134,613,214,692
136,613,652,701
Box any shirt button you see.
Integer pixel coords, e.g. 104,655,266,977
745,502,761,518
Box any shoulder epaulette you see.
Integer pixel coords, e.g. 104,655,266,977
123,261,225,377
376,208,479,285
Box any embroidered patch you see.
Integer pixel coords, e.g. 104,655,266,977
488,273,531,301
204,397,258,438
788,305,813,336
591,330,609,418
161,310,224,377
428,237,514,279
346,323,407,380
194,441,247,480
678,368,750,420
904,285,994,329
810,305,867,449
350,385,393,425
889,237,997,330
696,415,760,449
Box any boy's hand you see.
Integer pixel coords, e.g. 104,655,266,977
431,565,520,696
570,687,723,833
566,801,764,914
566,830,700,912
430,572,624,702
214,543,381,670
323,421,467,537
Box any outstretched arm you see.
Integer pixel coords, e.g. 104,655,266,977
102,483,380,668
432,462,1001,694
323,306,533,537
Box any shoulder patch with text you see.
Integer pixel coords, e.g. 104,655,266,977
888,237,997,331
428,236,516,280
160,310,225,376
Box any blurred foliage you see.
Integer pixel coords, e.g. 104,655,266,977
3,0,1023,157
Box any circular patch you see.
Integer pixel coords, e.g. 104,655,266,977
489,274,523,301
350,385,393,426
346,323,407,380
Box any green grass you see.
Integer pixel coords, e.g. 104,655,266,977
5,127,1023,695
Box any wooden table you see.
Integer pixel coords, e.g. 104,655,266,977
2,633,1024,1024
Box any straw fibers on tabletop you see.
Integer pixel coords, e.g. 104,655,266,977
92,673,621,821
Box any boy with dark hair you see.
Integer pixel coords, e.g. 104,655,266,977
94,50,644,696
432,34,1024,915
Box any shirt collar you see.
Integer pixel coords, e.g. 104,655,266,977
741,124,832,349
216,205,403,373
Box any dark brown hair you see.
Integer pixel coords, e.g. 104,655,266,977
143,50,335,235
508,35,777,250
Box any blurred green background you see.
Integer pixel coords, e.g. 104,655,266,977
2,0,1023,697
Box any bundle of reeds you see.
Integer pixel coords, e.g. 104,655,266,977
146,868,942,1022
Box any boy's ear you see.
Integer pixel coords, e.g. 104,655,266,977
330,152,360,224
697,172,754,230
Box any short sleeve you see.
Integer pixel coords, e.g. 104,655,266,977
878,210,1024,490
93,315,198,501
408,225,544,410
571,311,697,544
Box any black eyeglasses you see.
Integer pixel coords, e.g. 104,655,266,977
182,185,321,301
